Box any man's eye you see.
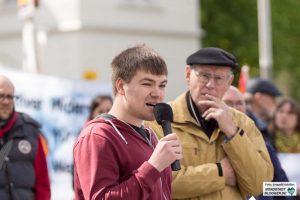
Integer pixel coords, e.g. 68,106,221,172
225,102,233,107
201,74,210,79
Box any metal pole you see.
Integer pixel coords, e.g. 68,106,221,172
19,0,39,73
22,18,39,73
257,0,273,80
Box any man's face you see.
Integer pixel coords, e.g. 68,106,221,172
0,79,15,120
254,92,277,120
222,87,246,113
275,102,298,132
119,70,167,122
185,65,233,112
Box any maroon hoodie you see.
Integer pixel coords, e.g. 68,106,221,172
73,116,172,200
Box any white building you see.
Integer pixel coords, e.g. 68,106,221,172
0,0,202,100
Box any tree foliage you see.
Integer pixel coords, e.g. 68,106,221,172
201,0,300,101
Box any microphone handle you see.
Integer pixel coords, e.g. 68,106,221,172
161,121,181,171
171,160,181,171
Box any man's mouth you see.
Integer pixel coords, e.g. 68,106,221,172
146,103,156,108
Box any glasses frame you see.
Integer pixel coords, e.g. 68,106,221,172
0,94,15,102
192,69,232,86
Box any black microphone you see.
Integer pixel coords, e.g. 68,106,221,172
153,103,181,171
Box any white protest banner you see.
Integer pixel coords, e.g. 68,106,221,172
0,65,112,199
278,153,300,185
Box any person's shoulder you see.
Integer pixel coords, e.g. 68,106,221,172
246,110,268,131
75,116,130,149
229,108,255,126
169,92,187,108
80,115,128,139
81,118,113,136
169,92,191,122
75,118,112,147
17,112,41,128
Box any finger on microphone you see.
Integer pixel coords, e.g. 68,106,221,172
160,133,178,140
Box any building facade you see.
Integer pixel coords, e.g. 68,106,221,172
0,0,202,100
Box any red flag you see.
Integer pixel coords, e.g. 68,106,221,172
238,65,249,93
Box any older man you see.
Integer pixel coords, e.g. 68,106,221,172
147,47,273,200
0,75,50,200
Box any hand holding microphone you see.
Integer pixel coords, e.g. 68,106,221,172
148,103,181,171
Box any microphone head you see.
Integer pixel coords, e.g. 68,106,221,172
153,103,173,125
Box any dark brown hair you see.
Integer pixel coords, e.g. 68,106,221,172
111,44,168,95
88,95,113,120
274,97,300,132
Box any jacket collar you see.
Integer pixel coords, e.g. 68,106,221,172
0,112,18,138
170,92,198,125
170,92,223,143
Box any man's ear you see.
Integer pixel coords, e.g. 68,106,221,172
115,79,125,96
228,74,234,86
185,65,192,83
253,92,262,100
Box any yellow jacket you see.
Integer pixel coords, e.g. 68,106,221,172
146,92,273,200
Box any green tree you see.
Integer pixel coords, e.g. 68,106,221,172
272,0,300,100
201,0,300,101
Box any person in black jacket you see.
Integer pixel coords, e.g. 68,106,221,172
0,75,51,200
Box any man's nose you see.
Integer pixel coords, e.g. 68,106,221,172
205,77,216,88
1,97,11,103
151,87,163,98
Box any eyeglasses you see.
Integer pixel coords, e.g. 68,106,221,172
0,94,15,102
193,70,230,86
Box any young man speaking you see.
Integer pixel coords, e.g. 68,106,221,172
73,45,182,200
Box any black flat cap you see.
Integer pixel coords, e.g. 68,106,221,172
186,47,238,69
247,78,282,97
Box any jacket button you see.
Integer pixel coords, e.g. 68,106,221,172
5,157,9,162
10,182,14,188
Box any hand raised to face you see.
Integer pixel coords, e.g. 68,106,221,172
199,94,238,138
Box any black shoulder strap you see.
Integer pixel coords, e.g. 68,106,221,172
95,113,115,120
0,140,13,170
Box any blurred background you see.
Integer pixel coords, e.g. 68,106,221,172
1,0,300,101
1,0,300,199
